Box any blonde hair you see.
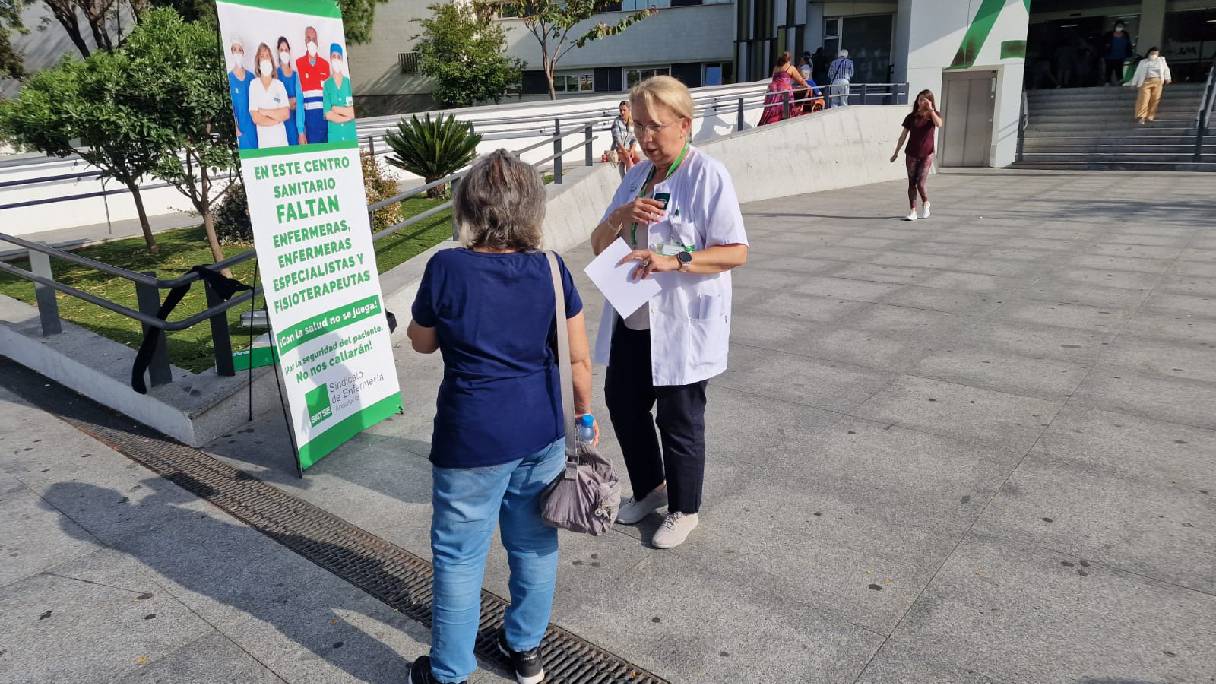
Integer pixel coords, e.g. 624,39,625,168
629,75,694,122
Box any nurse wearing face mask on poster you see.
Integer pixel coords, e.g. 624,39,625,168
323,43,357,143
248,42,291,149
296,26,330,145
275,36,305,146
227,40,258,150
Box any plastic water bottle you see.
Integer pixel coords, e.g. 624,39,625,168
577,414,596,444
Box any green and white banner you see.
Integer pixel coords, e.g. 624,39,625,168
217,0,401,470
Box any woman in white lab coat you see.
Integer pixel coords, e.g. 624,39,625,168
590,75,749,550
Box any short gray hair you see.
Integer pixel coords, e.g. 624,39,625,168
454,150,546,252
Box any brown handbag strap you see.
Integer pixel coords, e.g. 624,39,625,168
546,251,577,458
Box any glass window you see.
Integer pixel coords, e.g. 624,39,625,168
624,66,671,89
703,63,724,86
554,72,594,95
622,0,669,10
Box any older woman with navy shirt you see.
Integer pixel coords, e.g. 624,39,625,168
591,76,748,549
406,150,594,684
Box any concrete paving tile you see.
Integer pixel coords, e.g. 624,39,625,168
1058,267,1161,290
1002,237,1087,252
1121,310,1216,345
116,632,281,684
1159,275,1216,298
870,251,962,271
952,257,1038,278
553,550,884,684
1021,280,1149,310
890,240,980,258
1070,254,1171,274
1175,261,1216,278
794,275,902,302
1108,233,1190,247
802,327,932,372
887,533,1216,684
972,246,1059,263
1088,243,1186,260
831,262,935,285
717,344,892,413
997,299,1128,332
0,484,101,587
912,348,1088,400
954,319,1110,364
732,266,833,292
917,270,1015,293
855,640,999,684
848,303,966,334
837,236,898,250
881,286,1004,317
853,375,1062,454
1100,335,1216,385
0,551,214,684
741,256,842,277
1179,248,1216,263
1072,369,1216,430
744,291,869,323
795,245,880,263
973,404,1216,594
729,311,819,349
1143,292,1216,318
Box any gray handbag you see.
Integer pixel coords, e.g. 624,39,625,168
540,251,621,535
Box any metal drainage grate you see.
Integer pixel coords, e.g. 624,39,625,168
3,361,667,684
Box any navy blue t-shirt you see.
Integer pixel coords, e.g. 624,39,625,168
412,249,583,469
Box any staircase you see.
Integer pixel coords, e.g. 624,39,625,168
1015,84,1215,171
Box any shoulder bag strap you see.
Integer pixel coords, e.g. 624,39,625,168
546,251,577,459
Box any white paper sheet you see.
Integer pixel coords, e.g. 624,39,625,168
583,238,663,317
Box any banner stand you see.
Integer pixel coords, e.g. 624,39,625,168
268,327,305,479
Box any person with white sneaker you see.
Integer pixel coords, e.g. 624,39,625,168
590,76,749,550
890,89,942,222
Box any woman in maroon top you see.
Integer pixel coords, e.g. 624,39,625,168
890,89,943,221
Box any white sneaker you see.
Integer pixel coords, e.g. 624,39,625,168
616,487,668,525
652,512,699,549
903,210,918,221
919,202,931,220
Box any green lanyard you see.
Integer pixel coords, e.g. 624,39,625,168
630,143,690,248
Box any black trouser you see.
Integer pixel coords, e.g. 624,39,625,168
1104,58,1125,84
604,318,707,515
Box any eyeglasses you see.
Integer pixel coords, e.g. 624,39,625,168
632,121,678,138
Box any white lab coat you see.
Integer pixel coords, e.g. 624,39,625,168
593,147,749,387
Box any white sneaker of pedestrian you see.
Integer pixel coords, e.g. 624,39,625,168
652,512,699,549
919,202,931,220
616,487,668,525
904,210,918,221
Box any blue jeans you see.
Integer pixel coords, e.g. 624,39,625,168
428,438,565,683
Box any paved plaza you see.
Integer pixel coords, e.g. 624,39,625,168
2,169,1215,682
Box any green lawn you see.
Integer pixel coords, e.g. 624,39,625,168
0,196,453,374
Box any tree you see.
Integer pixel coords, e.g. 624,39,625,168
120,8,237,270
0,53,167,252
415,2,521,108
488,0,654,100
1,0,25,78
336,0,388,44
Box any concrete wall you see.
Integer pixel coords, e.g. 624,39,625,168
500,4,734,70
897,0,1028,168
0,3,134,99
346,0,435,115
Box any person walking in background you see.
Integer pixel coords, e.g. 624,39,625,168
611,100,640,175
811,47,829,86
248,42,290,149
323,43,357,142
275,36,304,146
405,150,597,684
828,48,854,106
227,40,258,150
296,26,330,144
1129,46,1172,124
890,89,943,222
1103,21,1134,85
759,51,812,125
590,76,748,549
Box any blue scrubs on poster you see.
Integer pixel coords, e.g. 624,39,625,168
229,69,259,150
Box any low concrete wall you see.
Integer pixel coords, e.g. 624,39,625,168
0,105,908,447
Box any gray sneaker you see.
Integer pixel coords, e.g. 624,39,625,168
652,512,699,549
615,487,668,525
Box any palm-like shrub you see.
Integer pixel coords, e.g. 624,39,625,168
385,113,481,197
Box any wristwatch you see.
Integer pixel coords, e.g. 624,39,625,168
676,250,693,272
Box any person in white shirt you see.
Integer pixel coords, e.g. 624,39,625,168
590,76,749,549
248,42,291,149
1128,47,1172,125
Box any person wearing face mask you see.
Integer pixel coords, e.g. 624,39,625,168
1129,47,1172,124
590,76,749,550
295,26,331,145
1102,22,1134,86
248,42,291,149
323,43,357,143
227,40,258,150
275,36,305,146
